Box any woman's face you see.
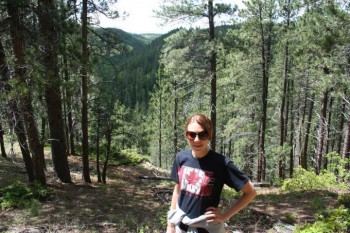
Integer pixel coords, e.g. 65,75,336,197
186,122,209,156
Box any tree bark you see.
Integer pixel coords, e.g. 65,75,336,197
37,0,71,183
173,79,178,163
102,123,113,184
208,0,217,152
0,122,7,158
61,1,75,156
301,94,315,170
315,91,329,174
96,108,102,183
279,39,290,179
342,110,350,171
324,96,333,169
158,64,164,167
7,0,46,184
289,85,295,177
335,97,346,155
81,0,91,183
0,39,34,182
257,2,272,182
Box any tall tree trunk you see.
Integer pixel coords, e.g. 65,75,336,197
9,105,35,183
301,94,315,169
228,133,232,158
0,43,7,160
257,29,269,182
256,0,275,182
159,99,162,167
289,85,295,177
40,113,47,169
67,101,75,155
243,112,256,179
37,0,71,183
158,64,164,167
294,100,303,167
7,1,46,184
96,108,102,183
246,143,255,180
0,39,34,182
315,90,329,174
61,0,75,156
63,101,70,155
173,79,178,163
208,0,217,151
102,123,113,184
342,110,350,171
279,39,290,179
81,0,91,183
335,97,346,155
296,80,309,165
0,122,7,158
324,96,333,169
283,95,290,178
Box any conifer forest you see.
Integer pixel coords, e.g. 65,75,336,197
0,0,350,232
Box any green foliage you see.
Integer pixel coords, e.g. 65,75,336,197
338,193,350,209
109,148,150,166
221,186,243,200
295,206,350,233
284,212,297,224
326,152,350,185
281,166,345,192
0,181,52,210
158,207,169,227
138,225,150,233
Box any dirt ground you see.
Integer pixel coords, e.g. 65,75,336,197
0,155,346,233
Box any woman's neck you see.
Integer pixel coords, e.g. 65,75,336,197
192,148,209,159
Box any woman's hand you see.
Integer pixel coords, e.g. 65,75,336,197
166,224,176,233
204,207,227,223
205,181,256,224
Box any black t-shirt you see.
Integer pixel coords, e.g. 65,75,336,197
170,150,249,219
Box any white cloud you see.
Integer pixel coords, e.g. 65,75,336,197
99,0,172,34
98,0,243,34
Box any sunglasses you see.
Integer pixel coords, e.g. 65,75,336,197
186,131,209,140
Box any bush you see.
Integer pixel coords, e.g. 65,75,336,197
281,166,345,192
326,152,350,184
338,193,350,209
0,181,52,209
221,186,242,200
295,206,350,233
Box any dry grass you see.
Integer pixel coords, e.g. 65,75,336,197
1,152,172,233
1,146,349,233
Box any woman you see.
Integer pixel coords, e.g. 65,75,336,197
167,113,256,233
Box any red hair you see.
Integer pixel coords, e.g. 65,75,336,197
185,113,213,140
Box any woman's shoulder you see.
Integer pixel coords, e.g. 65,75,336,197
176,149,192,158
208,150,226,159
208,150,232,164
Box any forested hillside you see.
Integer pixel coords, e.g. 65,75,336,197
93,27,176,109
0,0,350,187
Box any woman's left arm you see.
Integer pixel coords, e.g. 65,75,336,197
205,180,257,222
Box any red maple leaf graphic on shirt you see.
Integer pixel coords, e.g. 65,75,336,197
184,169,201,185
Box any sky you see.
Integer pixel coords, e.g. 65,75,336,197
98,0,242,34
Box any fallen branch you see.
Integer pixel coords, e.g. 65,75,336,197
154,190,173,204
138,175,172,181
252,182,271,187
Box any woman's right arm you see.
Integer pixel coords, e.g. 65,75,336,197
170,183,180,209
166,183,180,233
